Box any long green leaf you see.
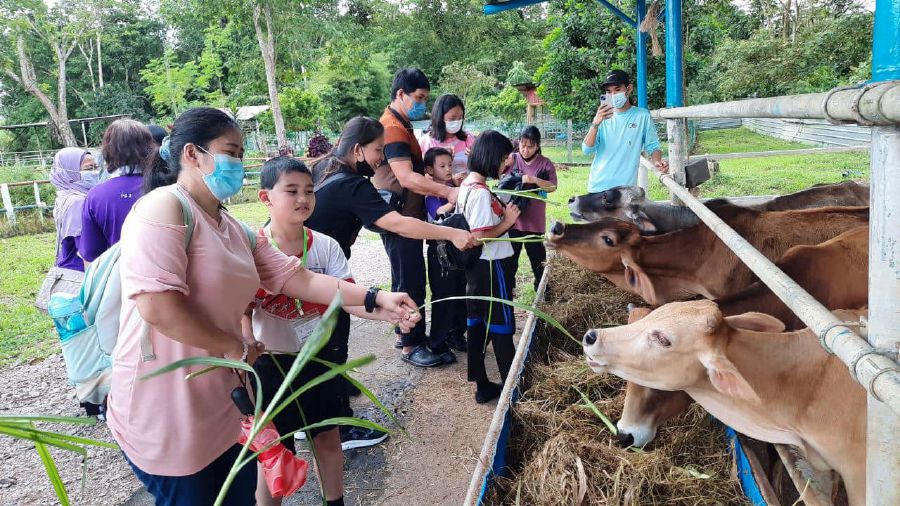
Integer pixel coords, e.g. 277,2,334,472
0,415,99,426
215,293,343,506
269,355,375,418
574,386,618,435
426,295,580,345
35,440,70,506
0,424,116,451
312,357,408,437
141,356,255,380
0,425,88,455
257,293,342,431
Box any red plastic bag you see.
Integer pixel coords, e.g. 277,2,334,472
239,417,309,497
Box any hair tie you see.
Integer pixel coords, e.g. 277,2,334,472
159,136,172,162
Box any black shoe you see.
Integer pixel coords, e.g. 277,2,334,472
339,426,388,451
401,345,443,367
446,333,468,352
437,349,457,364
475,382,503,404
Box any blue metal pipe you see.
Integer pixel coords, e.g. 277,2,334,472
595,0,636,28
635,0,648,108
483,0,548,15
665,0,684,107
872,0,900,82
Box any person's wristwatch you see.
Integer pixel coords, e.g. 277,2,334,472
364,287,381,313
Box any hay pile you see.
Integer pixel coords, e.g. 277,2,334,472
485,256,748,505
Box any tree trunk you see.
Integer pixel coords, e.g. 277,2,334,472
79,40,97,92
97,31,104,88
253,1,287,148
7,35,77,147
55,41,79,146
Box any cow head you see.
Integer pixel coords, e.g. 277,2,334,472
583,300,783,402
568,186,658,233
546,218,641,273
616,305,694,448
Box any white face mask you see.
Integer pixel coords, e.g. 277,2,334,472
609,92,628,110
445,120,463,135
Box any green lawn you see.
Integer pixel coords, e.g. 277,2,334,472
0,128,871,365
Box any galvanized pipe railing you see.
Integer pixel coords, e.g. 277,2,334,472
651,80,900,125
639,156,900,415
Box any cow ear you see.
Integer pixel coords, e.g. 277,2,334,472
700,353,759,402
724,312,786,333
625,207,658,233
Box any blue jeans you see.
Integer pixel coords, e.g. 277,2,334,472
125,444,257,506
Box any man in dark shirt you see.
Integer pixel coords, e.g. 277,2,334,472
373,68,458,367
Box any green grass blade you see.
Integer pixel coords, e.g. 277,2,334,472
574,386,618,435
0,425,88,455
141,356,255,381
257,293,342,431
34,440,70,506
426,295,580,345
269,355,375,418
0,415,99,425
312,357,408,437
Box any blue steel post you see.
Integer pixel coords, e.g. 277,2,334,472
872,0,900,81
635,0,648,109
867,1,900,505
664,0,684,107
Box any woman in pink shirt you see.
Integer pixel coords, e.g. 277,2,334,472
108,107,419,505
418,94,475,176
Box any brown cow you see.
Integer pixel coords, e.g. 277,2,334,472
583,301,867,505
547,205,868,304
568,181,869,234
618,226,869,448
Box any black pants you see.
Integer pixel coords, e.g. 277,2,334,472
509,229,547,292
465,257,517,385
381,232,427,347
426,241,467,352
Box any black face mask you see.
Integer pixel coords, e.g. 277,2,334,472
521,152,539,162
355,159,374,178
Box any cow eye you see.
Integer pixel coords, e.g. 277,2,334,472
602,236,614,247
650,330,671,347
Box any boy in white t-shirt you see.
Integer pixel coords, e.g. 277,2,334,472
457,131,522,404
242,157,416,506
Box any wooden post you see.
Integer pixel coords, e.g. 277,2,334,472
666,118,688,205
81,121,89,147
1,184,15,226
33,182,45,223
566,119,573,164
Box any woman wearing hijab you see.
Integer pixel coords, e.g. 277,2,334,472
50,147,98,272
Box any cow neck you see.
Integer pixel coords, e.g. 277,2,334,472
633,224,710,277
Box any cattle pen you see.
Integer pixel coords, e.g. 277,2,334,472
467,1,899,505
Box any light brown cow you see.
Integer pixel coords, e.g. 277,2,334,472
583,301,867,505
618,226,869,447
547,205,868,304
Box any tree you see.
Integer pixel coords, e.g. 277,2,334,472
140,49,199,117
0,0,89,146
438,62,495,105
251,0,287,147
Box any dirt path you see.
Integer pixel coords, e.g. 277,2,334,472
0,234,519,505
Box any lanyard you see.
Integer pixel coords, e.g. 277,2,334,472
263,225,308,313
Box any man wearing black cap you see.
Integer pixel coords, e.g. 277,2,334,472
582,69,668,193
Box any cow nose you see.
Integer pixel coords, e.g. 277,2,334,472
583,329,598,346
550,221,565,236
617,431,635,447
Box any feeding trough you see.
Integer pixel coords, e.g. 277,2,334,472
464,255,836,506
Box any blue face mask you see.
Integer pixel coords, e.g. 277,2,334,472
405,96,427,120
197,147,245,201
80,170,101,188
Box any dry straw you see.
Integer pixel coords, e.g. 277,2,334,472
485,256,748,505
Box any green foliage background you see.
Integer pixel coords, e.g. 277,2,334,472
0,0,876,150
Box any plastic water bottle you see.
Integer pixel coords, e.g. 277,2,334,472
48,293,87,342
